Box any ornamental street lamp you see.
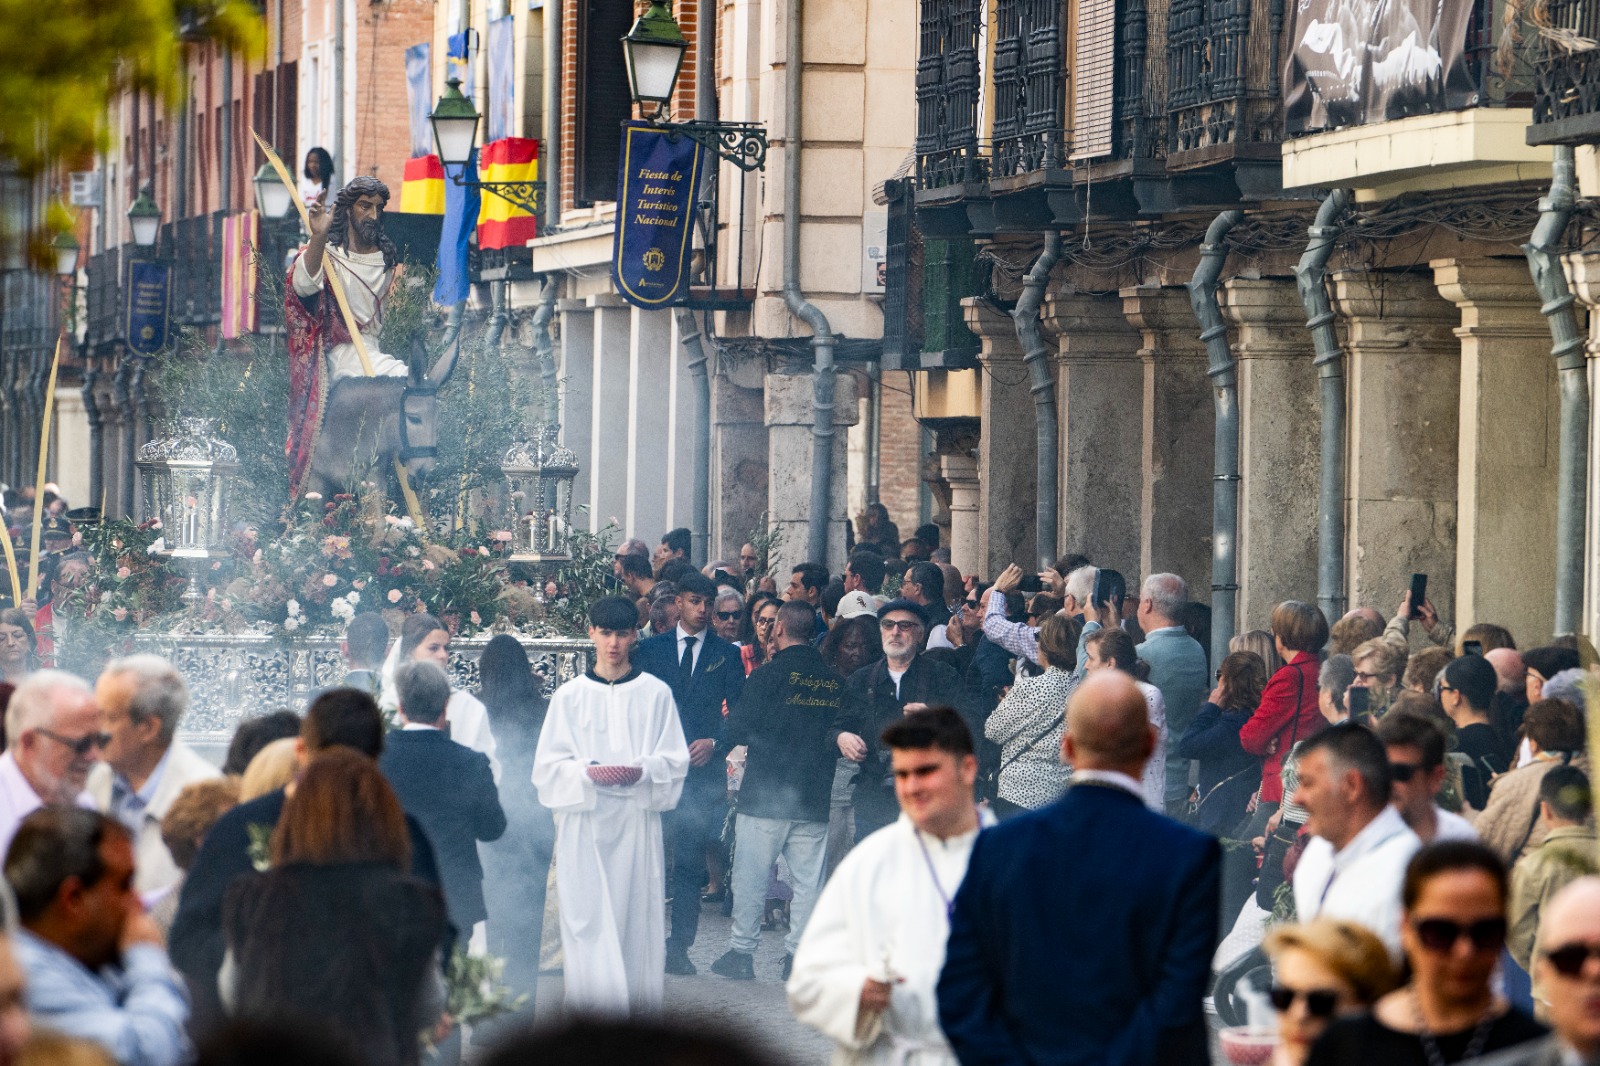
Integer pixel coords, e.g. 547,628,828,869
428,77,545,217
252,163,294,221
619,2,768,172
622,1,688,117
501,425,579,565
137,417,240,607
52,230,79,278
127,185,161,249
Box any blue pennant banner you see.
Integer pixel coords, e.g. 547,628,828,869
611,122,704,310
125,260,172,357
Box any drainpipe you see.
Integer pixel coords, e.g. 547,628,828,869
782,0,838,567
530,275,560,424
1522,144,1588,637
1294,189,1350,623
866,366,881,505
1189,210,1242,668
83,365,102,513
332,0,345,188
1012,231,1061,571
678,309,712,566
484,280,509,352
221,50,233,213
542,0,561,231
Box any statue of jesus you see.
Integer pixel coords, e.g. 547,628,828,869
283,176,409,498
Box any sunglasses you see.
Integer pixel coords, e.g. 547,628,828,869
880,619,922,632
1389,762,1422,782
962,600,980,610
716,611,740,621
35,727,110,757
1543,943,1600,978
1412,917,1507,954
1269,986,1341,1018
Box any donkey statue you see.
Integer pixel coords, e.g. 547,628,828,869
302,331,462,501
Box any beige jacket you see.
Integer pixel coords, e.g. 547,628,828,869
1508,824,1598,972
88,740,222,895
1472,752,1591,866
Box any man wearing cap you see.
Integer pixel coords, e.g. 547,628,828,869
833,599,978,842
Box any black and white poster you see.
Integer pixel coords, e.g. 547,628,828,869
1284,0,1480,134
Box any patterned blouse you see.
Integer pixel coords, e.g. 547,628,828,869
985,667,1078,809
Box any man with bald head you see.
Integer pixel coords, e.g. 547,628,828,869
1480,876,1600,1066
938,672,1221,1066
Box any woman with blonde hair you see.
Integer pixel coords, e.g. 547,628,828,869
237,738,299,802
1232,629,1284,676
1263,919,1399,1066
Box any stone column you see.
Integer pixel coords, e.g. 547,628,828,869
711,362,769,563
1221,278,1322,629
556,299,594,529
764,372,859,575
942,453,981,577
1045,291,1144,575
626,306,673,539
1563,251,1600,643
1122,286,1214,597
965,299,1036,576
588,294,632,536
1333,269,1459,621
1432,257,1560,643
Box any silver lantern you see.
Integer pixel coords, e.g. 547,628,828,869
136,417,239,605
501,425,578,564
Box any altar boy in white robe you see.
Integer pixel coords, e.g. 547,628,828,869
788,707,993,1066
532,595,690,1016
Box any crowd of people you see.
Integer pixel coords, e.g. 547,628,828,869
0,511,1590,1066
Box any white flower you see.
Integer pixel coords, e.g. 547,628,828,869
286,599,301,617
284,616,301,631
331,600,354,621
304,492,323,501
405,546,421,557
345,591,361,605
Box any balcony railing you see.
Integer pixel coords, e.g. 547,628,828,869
1529,0,1600,144
85,250,123,350
1165,0,1282,166
915,0,986,188
162,212,224,327
991,0,1069,177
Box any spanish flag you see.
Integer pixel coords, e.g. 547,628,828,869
476,137,539,249
399,155,446,215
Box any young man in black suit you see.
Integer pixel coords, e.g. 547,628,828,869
380,661,507,943
634,570,745,975
938,670,1221,1066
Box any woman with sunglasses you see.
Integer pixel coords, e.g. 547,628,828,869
1263,919,1399,1066
740,594,781,676
1307,842,1547,1066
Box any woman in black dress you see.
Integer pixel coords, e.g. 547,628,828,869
1307,841,1546,1066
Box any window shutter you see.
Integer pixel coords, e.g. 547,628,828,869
1070,0,1116,160
575,0,636,205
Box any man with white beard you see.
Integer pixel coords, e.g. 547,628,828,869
788,707,991,1065
532,595,690,1015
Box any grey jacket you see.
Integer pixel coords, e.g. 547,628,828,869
1136,626,1209,803
1474,1034,1595,1066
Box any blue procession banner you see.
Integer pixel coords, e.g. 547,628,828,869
125,259,172,357
611,122,705,310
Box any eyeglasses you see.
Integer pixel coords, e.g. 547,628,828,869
1437,684,1457,694
1268,986,1341,1018
1412,917,1507,954
880,619,922,633
34,728,110,757
754,617,775,628
1389,762,1422,782
716,611,740,621
1353,671,1385,682
962,600,980,610
1543,942,1600,978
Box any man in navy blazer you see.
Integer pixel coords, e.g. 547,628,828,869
635,570,745,974
379,661,506,941
938,670,1221,1066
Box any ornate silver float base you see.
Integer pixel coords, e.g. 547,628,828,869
132,631,593,748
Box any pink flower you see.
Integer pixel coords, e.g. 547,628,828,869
116,566,131,580
388,589,403,603
322,573,338,587
470,610,482,625
477,547,489,557
352,579,367,590
491,531,513,543
422,560,435,571
112,608,128,622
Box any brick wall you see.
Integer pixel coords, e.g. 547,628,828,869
353,0,434,187
875,373,923,546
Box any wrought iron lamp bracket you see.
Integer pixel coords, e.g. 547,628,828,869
442,168,546,217
655,119,769,172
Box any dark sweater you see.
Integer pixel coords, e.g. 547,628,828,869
726,642,844,823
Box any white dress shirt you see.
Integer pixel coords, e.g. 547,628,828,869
0,751,97,859
1292,804,1421,960
675,624,706,673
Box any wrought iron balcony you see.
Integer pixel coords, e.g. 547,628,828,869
1529,0,1600,144
915,0,986,189
85,250,123,350
991,0,1069,178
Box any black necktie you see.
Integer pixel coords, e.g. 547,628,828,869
680,635,697,688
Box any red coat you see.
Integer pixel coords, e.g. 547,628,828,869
1238,653,1325,804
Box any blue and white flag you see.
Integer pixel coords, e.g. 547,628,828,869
434,147,480,306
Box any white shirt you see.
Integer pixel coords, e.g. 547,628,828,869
1071,768,1145,799
291,246,406,382
0,751,96,858
1429,806,1479,843
675,624,706,673
88,741,222,896
887,666,908,700
1292,805,1421,960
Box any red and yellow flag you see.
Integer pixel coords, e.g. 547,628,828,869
476,137,539,250
399,155,446,215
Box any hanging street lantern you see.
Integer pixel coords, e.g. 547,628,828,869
622,0,689,116
252,163,294,220
127,185,162,249
429,78,483,170
52,230,79,278
501,426,579,565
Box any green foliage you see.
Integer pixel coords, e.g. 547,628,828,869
55,517,185,678
744,514,784,577
0,0,263,265
441,947,528,1028
540,520,620,638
